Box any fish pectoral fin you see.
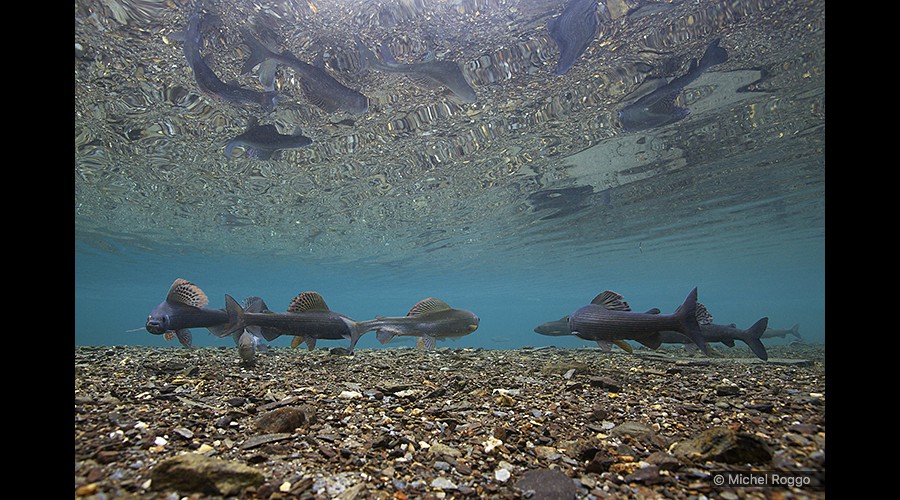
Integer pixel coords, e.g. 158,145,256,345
612,340,633,353
176,329,194,349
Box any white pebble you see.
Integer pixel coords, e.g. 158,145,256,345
495,468,511,482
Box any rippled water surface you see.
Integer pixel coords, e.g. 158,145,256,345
75,0,825,350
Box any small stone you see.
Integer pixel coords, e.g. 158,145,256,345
716,384,741,396
431,476,457,489
672,427,773,464
495,468,511,482
514,468,576,499
150,453,265,496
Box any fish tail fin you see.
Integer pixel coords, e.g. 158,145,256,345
699,38,728,70
341,318,367,353
790,323,802,339
240,29,275,75
675,287,707,354
743,317,769,361
222,294,247,338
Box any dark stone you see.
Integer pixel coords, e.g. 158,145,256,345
150,454,265,496
672,427,773,465
609,421,667,449
624,465,670,485
255,406,315,433
584,449,615,473
514,468,576,500
715,384,741,396
588,376,622,392
645,451,681,471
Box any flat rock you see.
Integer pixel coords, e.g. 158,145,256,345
150,453,264,496
514,468,576,500
672,427,773,464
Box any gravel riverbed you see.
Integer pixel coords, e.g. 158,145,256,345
75,344,826,499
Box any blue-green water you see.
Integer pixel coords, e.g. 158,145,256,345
74,0,825,353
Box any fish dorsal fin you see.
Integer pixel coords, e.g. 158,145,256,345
407,298,452,317
167,278,209,308
695,303,713,325
243,296,270,313
590,291,631,312
289,292,330,312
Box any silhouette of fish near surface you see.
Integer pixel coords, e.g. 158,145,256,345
658,303,769,360
225,121,312,160
181,6,277,112
223,292,365,352
354,298,480,350
617,38,728,131
568,288,707,354
356,37,477,103
762,323,802,340
145,278,264,348
241,29,369,115
548,0,605,75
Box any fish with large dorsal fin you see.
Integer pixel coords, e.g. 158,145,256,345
222,292,366,352
240,29,369,115
355,36,477,104
568,288,707,354
617,38,728,131
548,0,606,75
180,4,277,112
657,303,769,360
145,279,226,348
225,118,313,160
353,298,480,350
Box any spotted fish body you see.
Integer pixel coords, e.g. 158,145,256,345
568,288,707,354
182,7,277,111
145,278,229,348
354,298,480,350
548,0,603,75
223,292,365,352
240,29,369,115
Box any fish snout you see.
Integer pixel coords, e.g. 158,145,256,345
145,316,167,334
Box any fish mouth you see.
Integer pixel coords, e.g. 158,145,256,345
146,322,166,334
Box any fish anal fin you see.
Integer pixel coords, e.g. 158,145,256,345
635,333,662,350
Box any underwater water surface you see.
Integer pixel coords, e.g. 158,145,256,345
74,0,825,352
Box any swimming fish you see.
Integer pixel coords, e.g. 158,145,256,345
568,288,707,354
617,38,728,131
240,29,369,115
762,323,802,340
225,120,312,160
548,0,605,75
222,292,365,352
181,6,277,112
355,36,477,103
145,278,230,348
354,298,480,350
658,304,769,360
